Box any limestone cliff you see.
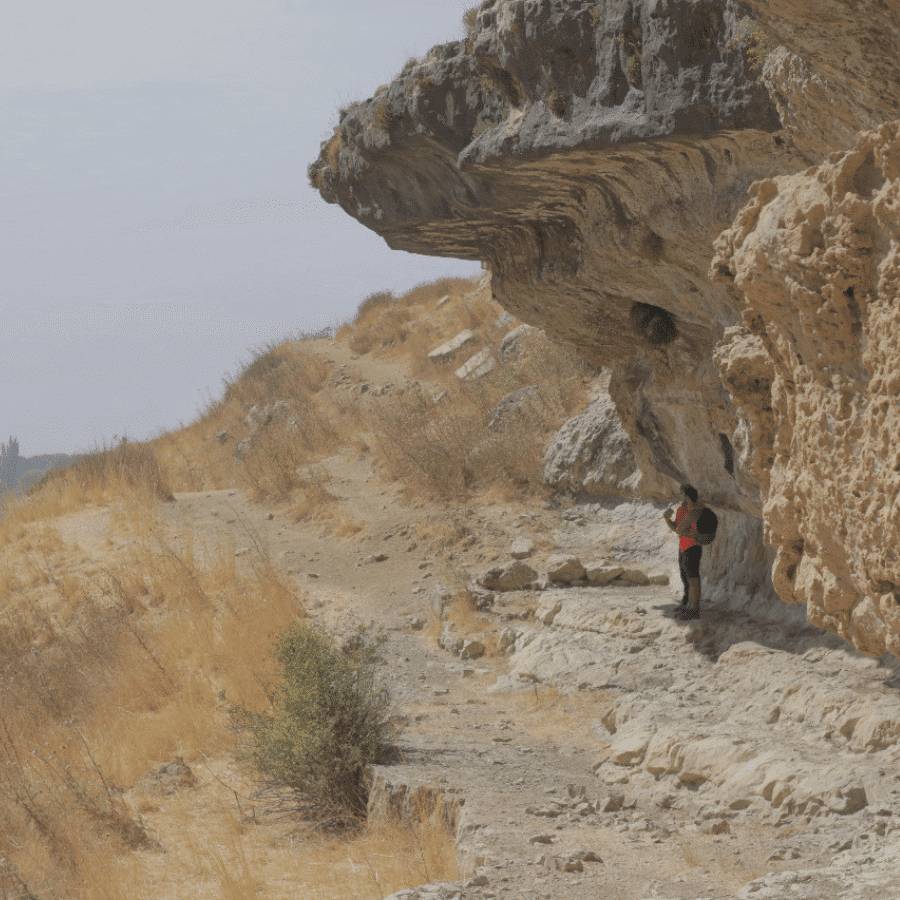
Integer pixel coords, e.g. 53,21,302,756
309,0,804,520
748,0,900,159
310,1,900,656
712,121,900,657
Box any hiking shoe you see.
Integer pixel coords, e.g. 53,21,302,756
678,606,699,620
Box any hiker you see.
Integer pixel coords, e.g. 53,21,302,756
664,484,702,620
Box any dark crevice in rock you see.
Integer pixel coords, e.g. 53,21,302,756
719,432,736,476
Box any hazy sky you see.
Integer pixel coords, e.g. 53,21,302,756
2,0,481,456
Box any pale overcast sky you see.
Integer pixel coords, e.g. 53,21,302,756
1,0,481,456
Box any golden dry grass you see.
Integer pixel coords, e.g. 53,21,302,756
369,326,593,501
124,777,458,900
346,278,487,360
0,468,458,898
0,271,597,897
0,488,307,897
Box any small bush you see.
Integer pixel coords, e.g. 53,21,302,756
727,16,776,81
232,622,395,826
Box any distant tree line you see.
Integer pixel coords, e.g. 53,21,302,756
0,435,75,495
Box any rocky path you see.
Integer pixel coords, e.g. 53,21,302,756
134,447,900,900
76,335,898,900
370,573,900,900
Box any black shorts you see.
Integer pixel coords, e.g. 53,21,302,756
679,545,702,579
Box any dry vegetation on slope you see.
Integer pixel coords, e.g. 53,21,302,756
0,274,592,899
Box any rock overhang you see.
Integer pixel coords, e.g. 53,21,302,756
309,0,900,655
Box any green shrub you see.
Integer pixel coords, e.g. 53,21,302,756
232,623,395,826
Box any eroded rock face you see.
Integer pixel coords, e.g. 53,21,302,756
309,0,806,521
711,121,900,656
310,0,900,655
747,0,900,154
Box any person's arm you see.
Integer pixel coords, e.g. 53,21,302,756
663,507,678,531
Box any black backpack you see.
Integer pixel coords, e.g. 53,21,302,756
695,506,718,545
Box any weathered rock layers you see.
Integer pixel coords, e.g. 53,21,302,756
310,0,803,520
747,0,900,159
310,1,900,655
712,121,900,657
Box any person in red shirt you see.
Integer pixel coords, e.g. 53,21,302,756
663,484,703,620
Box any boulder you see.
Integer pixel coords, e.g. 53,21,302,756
427,328,475,361
136,756,196,794
609,720,655,767
584,563,624,585
617,569,651,586
544,374,641,499
510,537,535,559
535,598,563,626
499,324,537,359
460,639,486,660
478,560,538,592
455,348,496,381
488,386,539,430
546,555,586,584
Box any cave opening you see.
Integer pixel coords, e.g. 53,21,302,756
629,302,678,346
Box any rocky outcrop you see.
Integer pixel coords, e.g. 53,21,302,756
310,0,807,518
748,0,900,159
710,121,900,658
310,1,900,655
543,370,641,497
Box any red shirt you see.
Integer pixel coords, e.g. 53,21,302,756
676,505,699,551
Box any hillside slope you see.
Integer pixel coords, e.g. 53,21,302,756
3,275,900,899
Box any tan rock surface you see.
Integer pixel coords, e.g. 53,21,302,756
747,0,900,155
711,120,900,657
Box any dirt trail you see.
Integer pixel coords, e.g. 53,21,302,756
35,335,900,900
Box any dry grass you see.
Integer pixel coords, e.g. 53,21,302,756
0,271,599,895
345,278,485,360
0,493,305,898
369,327,593,501
0,438,175,535
122,778,458,900
224,339,331,411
